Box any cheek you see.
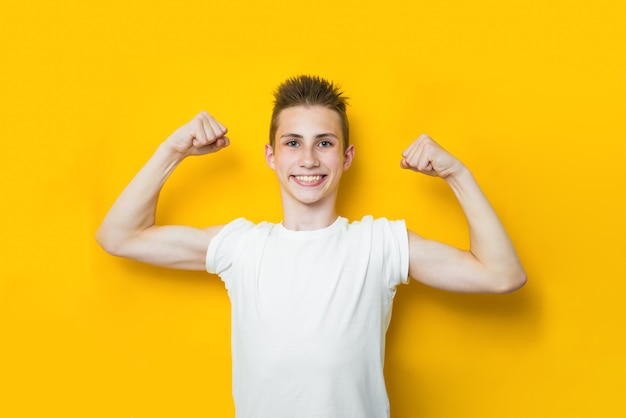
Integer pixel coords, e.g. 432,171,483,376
274,155,295,171
332,155,345,167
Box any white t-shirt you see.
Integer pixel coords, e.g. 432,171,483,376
206,216,409,418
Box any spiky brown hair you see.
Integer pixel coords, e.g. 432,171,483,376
269,75,349,151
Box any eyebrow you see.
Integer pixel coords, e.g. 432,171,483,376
280,133,338,139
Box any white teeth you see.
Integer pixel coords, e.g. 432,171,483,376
295,175,322,182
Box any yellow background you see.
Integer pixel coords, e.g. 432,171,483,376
1,0,625,417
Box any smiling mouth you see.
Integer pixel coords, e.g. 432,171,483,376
292,175,325,185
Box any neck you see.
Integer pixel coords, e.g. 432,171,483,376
280,199,339,231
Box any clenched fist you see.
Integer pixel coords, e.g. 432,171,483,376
165,111,230,157
400,134,463,179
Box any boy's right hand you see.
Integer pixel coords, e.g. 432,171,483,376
165,111,230,157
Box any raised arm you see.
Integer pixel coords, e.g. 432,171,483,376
96,111,230,270
401,134,526,293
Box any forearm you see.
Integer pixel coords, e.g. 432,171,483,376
445,166,526,290
96,143,184,254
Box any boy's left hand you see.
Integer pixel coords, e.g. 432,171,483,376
400,134,463,179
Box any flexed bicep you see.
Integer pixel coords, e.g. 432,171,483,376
97,111,232,270
407,230,521,294
114,224,224,271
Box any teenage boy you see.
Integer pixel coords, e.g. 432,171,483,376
97,75,526,418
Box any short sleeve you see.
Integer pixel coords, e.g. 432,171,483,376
389,219,410,287
206,218,255,278
371,218,410,289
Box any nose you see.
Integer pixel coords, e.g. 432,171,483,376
298,145,319,168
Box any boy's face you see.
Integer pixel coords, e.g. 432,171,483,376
265,105,354,208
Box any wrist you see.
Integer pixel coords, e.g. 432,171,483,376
152,142,189,176
441,159,468,179
157,141,189,163
443,163,473,189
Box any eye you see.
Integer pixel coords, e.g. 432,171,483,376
285,140,299,147
318,140,333,148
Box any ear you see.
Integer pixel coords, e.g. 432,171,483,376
264,144,275,169
343,144,355,171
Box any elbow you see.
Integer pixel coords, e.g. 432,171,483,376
494,268,527,294
95,228,127,258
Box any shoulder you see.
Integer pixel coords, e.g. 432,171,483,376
206,218,277,274
347,216,407,234
345,216,408,250
346,216,410,286
211,218,277,242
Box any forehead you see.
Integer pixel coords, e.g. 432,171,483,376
276,105,343,137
